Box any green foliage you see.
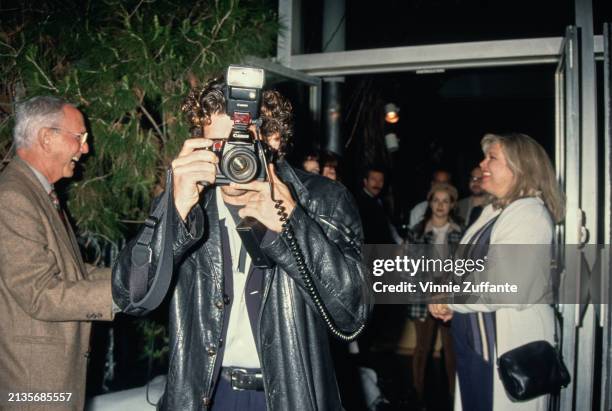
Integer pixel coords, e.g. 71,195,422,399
138,318,169,363
1,0,278,243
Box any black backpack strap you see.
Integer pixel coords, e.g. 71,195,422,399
128,168,175,311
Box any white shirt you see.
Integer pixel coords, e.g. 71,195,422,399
431,222,450,245
216,188,260,368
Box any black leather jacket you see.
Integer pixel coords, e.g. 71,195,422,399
112,161,370,411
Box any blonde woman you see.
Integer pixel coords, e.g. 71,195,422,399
429,133,565,411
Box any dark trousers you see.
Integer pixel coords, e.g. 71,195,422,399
451,313,494,411
211,377,266,411
412,315,456,400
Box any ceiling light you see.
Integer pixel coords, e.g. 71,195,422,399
384,103,399,123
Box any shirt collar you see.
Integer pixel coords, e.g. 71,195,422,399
24,161,53,194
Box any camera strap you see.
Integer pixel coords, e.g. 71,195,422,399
128,168,175,312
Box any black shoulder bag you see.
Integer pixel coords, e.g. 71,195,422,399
496,309,571,402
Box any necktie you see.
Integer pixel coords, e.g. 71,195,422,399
49,188,61,210
49,188,69,230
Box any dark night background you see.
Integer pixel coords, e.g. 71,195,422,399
278,0,612,230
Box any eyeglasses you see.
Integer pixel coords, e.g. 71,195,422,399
51,127,88,146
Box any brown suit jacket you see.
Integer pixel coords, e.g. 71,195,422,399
0,157,113,411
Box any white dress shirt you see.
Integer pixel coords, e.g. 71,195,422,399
216,188,261,368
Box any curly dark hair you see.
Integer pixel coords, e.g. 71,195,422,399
180,77,226,136
181,76,294,158
260,90,294,158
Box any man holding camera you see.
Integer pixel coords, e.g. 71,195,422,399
112,70,370,411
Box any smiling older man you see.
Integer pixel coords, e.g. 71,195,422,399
0,96,114,411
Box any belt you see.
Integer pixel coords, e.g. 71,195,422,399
220,367,264,391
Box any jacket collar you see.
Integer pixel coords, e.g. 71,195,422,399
276,159,310,204
8,156,81,263
11,156,50,194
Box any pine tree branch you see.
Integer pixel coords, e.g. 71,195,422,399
80,172,112,187
128,0,146,20
24,54,58,92
211,4,233,39
1,142,14,167
139,104,166,144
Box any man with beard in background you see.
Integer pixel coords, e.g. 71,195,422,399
355,166,398,245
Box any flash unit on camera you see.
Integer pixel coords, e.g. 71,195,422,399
226,65,264,123
227,66,264,89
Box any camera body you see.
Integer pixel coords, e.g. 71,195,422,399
213,65,269,185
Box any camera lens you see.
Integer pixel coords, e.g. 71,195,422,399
229,155,253,177
222,147,258,183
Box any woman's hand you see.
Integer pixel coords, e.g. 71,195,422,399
428,303,454,322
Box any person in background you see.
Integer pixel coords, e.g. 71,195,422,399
351,164,397,410
457,166,487,228
355,165,401,245
429,132,565,411
0,96,114,411
406,182,462,409
409,169,452,228
301,150,320,174
320,151,339,181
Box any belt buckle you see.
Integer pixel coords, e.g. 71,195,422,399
230,368,248,391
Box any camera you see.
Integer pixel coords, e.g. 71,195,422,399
212,65,270,185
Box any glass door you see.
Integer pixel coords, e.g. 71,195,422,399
555,25,581,411
601,21,612,411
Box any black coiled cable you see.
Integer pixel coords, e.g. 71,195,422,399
274,199,366,341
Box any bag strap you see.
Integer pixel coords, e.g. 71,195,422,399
128,168,175,311
484,205,563,362
494,310,562,360
550,238,563,352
